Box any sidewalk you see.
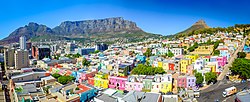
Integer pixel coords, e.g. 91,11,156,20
199,85,211,90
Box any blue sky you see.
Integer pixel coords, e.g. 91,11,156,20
0,0,249,39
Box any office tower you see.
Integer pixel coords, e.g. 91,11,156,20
20,36,26,50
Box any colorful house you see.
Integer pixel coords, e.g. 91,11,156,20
210,56,218,62
186,76,196,89
108,76,128,91
76,84,97,102
219,48,230,60
94,73,109,89
168,63,175,71
180,59,192,73
194,59,205,71
142,76,154,92
185,54,199,62
177,76,187,88
203,56,210,62
158,61,163,68
125,75,145,92
217,56,227,67
190,45,214,56
151,74,173,93
162,62,169,72
186,64,194,75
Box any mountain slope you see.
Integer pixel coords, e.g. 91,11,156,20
1,22,53,44
176,20,209,37
0,17,160,45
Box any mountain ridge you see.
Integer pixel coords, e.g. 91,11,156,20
0,17,155,45
176,20,210,37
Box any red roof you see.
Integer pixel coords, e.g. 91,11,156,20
190,38,195,40
218,48,228,50
205,56,211,58
76,84,91,94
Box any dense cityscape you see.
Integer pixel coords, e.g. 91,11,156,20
0,27,250,102
1,0,250,102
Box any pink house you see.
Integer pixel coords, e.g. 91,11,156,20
187,64,194,75
125,75,145,91
177,76,187,88
78,71,97,83
217,56,227,67
109,76,128,90
125,82,143,92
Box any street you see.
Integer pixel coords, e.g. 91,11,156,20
197,38,247,102
197,79,249,102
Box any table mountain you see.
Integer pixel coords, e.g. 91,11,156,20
53,17,142,35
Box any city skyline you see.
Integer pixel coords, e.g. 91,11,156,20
0,0,250,39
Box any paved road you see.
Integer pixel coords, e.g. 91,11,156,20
197,80,249,102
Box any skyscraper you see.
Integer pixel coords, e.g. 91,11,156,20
14,49,29,69
20,36,26,50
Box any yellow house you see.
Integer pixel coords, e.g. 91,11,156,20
151,82,162,93
94,73,109,89
160,82,172,93
162,62,168,72
185,54,199,63
158,61,163,68
180,59,192,73
190,45,214,56
206,65,216,72
107,64,113,70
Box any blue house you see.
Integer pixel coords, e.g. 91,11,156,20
136,55,146,64
244,45,250,53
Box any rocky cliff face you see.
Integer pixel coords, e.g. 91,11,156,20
0,17,144,44
176,19,210,36
52,17,142,35
192,20,209,28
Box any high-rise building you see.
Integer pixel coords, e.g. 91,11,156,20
4,48,15,69
51,44,59,53
14,49,29,69
32,46,51,60
95,43,108,51
66,42,76,54
20,36,26,50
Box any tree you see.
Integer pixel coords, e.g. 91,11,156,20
131,64,165,75
73,53,81,58
205,72,217,84
195,72,204,85
58,76,75,85
213,50,220,56
167,51,174,58
183,46,187,49
94,50,100,54
82,58,90,67
237,52,246,58
188,42,199,52
184,50,187,55
52,73,61,79
143,48,152,57
230,58,250,79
